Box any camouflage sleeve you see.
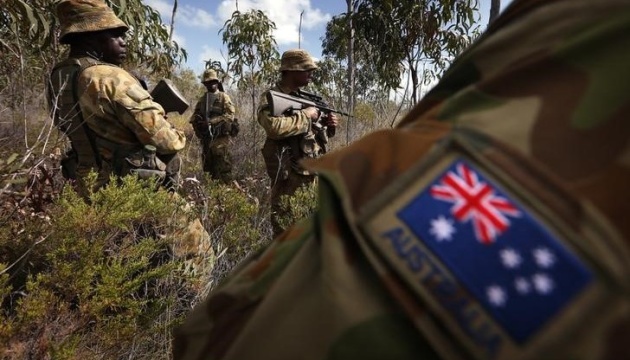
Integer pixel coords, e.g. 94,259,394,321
257,89,311,140
190,96,204,122
79,65,186,154
172,129,450,360
222,92,236,120
174,1,630,359
190,95,209,139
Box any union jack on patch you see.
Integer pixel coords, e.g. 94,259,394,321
397,158,592,343
430,162,521,244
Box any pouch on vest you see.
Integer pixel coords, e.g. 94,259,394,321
290,133,317,175
357,127,629,360
48,58,103,173
220,121,233,137
208,120,228,138
209,117,237,138
117,145,167,181
313,122,329,154
299,132,319,159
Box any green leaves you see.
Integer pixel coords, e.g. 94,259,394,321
220,9,280,92
0,175,191,357
1,0,185,80
1,0,54,50
106,0,187,76
323,0,481,105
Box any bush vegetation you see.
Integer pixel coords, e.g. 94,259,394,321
0,3,415,358
0,64,401,358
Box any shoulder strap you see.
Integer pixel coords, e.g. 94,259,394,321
72,58,105,169
49,57,106,168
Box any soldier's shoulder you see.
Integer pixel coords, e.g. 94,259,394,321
51,57,81,70
257,87,274,105
260,84,281,95
81,66,151,104
80,64,130,80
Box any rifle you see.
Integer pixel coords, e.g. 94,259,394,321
266,90,352,118
150,79,190,114
266,90,352,153
203,92,221,139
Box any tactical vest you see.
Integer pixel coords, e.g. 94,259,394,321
260,87,329,179
194,92,238,139
48,57,104,178
202,92,219,122
49,58,168,183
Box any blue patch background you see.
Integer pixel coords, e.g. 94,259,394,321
397,159,592,343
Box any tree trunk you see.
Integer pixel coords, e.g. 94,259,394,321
490,0,501,23
251,81,258,167
346,0,355,145
169,0,178,41
298,11,304,47
409,60,419,106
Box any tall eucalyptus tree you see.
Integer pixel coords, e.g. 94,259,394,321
1,0,186,115
219,8,279,162
220,8,279,113
490,0,501,23
323,0,480,106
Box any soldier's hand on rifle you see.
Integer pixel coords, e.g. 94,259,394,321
324,112,338,128
303,106,320,121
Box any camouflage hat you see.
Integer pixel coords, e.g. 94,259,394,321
202,69,219,83
279,49,318,72
56,0,129,44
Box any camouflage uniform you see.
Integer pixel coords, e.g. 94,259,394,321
258,49,330,237
190,69,237,183
48,0,186,194
173,1,630,360
79,64,186,189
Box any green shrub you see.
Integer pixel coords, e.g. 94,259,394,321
0,175,199,359
186,177,269,287
276,182,318,235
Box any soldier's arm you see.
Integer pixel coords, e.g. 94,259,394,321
257,90,311,140
190,96,210,138
191,97,204,122
85,66,186,154
222,93,236,120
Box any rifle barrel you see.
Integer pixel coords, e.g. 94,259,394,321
268,90,353,118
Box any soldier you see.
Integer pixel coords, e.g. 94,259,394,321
257,49,338,237
190,69,238,183
48,0,186,196
173,0,630,359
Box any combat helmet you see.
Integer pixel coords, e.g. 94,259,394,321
202,69,220,83
56,0,128,44
279,49,318,72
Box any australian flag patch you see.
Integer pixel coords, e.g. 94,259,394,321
396,159,593,343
